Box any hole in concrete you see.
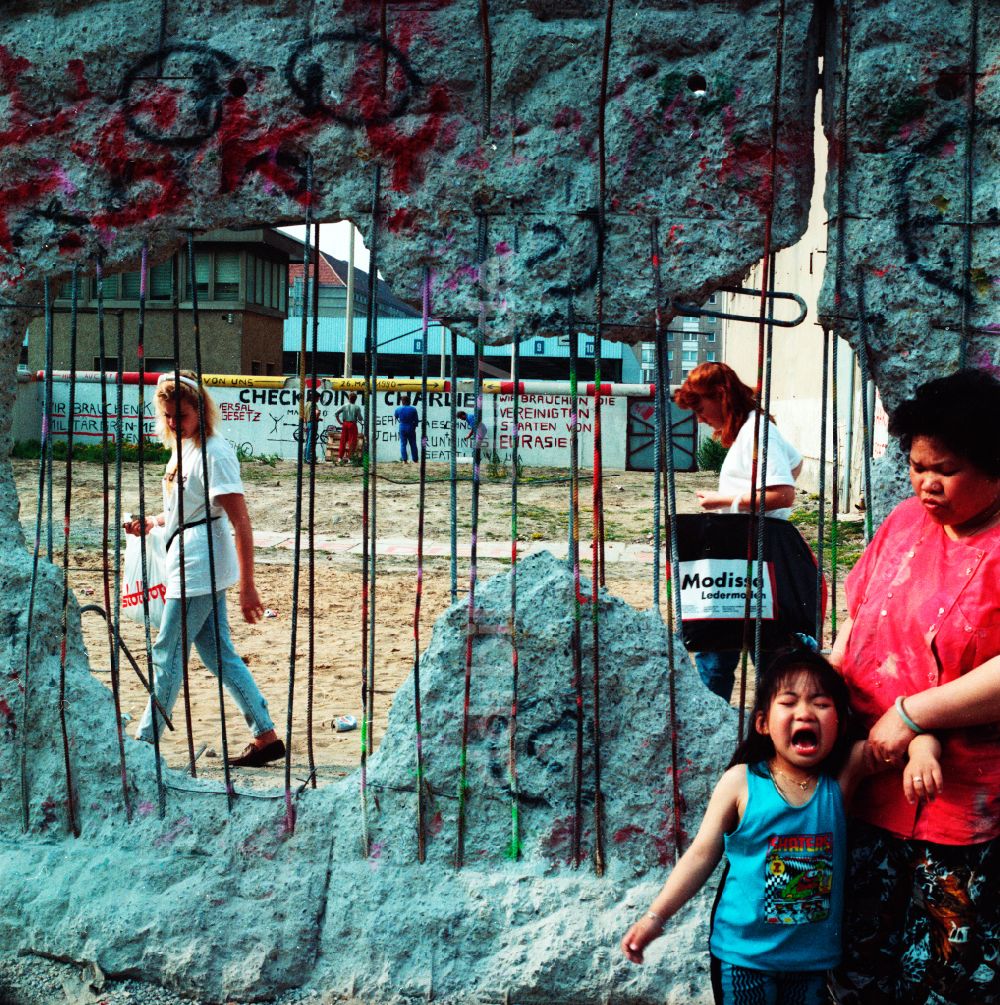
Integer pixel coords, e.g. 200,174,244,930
686,72,707,97
933,69,965,101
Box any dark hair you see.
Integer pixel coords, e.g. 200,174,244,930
890,368,1000,478
400,394,411,405
728,648,854,778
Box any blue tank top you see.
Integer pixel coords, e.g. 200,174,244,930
710,764,846,972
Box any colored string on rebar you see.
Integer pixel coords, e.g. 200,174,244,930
135,243,168,818
830,328,841,637
650,220,684,862
57,264,81,837
187,230,235,809
306,216,322,791
652,337,662,608
752,255,778,675
854,267,875,543
827,0,851,636
96,257,132,819
588,0,615,878
456,213,488,870
19,278,53,831
411,266,432,863
568,302,585,869
449,327,459,602
169,252,197,779
359,164,382,856
507,332,521,861
737,0,786,743
45,276,54,563
366,180,383,765
958,0,979,370
816,326,830,645
284,191,314,833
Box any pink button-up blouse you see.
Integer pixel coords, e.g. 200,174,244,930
843,496,1000,844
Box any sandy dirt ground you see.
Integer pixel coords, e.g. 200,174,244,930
13,456,849,787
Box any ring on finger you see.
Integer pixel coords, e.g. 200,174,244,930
913,775,923,783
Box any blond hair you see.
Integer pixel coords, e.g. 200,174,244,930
155,371,222,486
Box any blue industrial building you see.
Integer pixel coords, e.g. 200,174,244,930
283,316,641,383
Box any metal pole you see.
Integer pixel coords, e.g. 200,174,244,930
344,225,356,379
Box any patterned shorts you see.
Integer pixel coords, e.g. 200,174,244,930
710,956,827,1005
830,820,1000,1005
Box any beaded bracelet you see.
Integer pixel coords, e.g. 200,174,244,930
894,695,927,735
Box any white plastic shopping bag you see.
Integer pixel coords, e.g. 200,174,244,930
121,527,168,627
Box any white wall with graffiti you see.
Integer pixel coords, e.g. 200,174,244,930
21,379,638,470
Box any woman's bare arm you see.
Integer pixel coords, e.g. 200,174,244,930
868,654,1000,763
697,484,796,513
215,492,264,624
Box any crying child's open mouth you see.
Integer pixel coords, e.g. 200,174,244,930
792,728,819,754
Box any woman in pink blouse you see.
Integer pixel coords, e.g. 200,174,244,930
829,369,1000,1004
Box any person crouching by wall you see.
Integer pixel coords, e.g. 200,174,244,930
123,370,284,768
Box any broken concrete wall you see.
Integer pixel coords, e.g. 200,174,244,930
0,1,818,341
818,0,1000,517
0,550,735,1004
4,0,997,1001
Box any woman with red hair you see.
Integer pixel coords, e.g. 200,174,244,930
674,362,803,698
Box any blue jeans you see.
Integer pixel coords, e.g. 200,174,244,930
695,650,775,701
711,956,827,1005
399,428,418,461
136,591,274,742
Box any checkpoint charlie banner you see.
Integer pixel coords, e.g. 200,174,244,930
40,380,630,469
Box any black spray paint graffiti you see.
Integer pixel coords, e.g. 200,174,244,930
119,32,422,152
895,112,1000,303
120,44,240,148
284,31,421,124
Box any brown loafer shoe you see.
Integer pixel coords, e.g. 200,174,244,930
227,738,285,768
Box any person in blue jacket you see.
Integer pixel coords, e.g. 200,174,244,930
394,394,420,462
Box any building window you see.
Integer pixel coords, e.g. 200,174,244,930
706,351,717,362
641,346,655,363
94,356,118,371
682,317,700,332
251,360,263,375
214,252,240,299
193,253,210,296
414,338,424,353
707,293,717,305
668,350,674,361
96,275,120,299
534,340,545,354
706,331,716,342
682,350,698,362
585,341,594,357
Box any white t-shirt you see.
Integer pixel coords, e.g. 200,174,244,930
717,416,802,521
161,435,243,598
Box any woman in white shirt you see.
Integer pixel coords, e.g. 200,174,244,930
673,362,803,699
124,371,283,768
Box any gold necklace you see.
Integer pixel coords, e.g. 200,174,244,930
771,765,816,791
